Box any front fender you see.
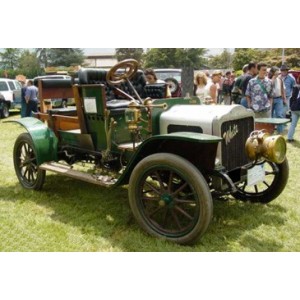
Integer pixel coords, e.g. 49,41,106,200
7,117,58,165
116,132,222,186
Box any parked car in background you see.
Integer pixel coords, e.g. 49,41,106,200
289,70,300,82
33,75,75,108
154,69,182,97
0,78,22,118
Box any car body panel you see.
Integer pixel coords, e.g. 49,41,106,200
7,117,58,164
116,131,222,185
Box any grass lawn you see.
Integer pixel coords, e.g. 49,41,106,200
1,111,300,252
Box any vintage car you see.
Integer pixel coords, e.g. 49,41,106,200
9,59,289,245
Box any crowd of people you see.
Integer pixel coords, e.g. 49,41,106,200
193,62,300,141
19,64,300,142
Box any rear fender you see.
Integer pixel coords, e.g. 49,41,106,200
116,132,222,185
7,117,58,165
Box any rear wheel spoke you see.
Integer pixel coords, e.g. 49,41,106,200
174,205,193,220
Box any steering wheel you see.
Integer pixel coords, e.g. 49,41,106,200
106,59,143,104
106,59,139,85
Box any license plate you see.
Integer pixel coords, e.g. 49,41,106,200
247,165,265,186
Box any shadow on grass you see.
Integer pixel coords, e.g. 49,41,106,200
287,140,300,149
0,174,288,252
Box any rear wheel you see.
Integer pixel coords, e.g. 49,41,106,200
129,153,213,245
13,133,45,190
232,159,289,204
0,102,9,118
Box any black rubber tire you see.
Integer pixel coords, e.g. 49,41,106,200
13,133,46,190
0,103,9,118
232,159,289,204
128,153,213,245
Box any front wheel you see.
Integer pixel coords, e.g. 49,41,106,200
232,159,289,204
128,153,213,245
13,133,45,190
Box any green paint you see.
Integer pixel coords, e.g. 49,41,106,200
7,117,58,165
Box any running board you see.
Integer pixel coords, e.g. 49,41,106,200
39,162,117,187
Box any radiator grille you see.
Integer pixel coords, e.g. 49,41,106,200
221,117,254,171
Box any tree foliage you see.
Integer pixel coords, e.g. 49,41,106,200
35,48,85,67
232,48,266,70
18,50,43,78
0,48,21,70
115,48,144,64
263,48,300,69
208,49,233,69
36,48,51,68
47,48,85,67
144,48,207,69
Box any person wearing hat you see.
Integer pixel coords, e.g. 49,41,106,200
279,65,296,111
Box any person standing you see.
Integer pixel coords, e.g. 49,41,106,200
231,64,248,104
269,66,286,133
245,62,273,118
240,62,258,108
287,77,300,142
205,70,222,104
193,72,208,103
280,65,296,112
20,80,27,118
25,80,39,117
222,71,233,105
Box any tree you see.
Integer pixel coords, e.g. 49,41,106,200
263,48,300,68
0,48,21,70
18,50,43,78
47,48,85,67
232,48,266,70
144,48,177,68
175,48,207,69
208,49,233,69
144,48,207,69
115,48,144,64
36,48,51,68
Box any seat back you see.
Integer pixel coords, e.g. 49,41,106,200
143,83,168,99
77,68,147,101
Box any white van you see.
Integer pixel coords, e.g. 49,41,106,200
0,78,22,118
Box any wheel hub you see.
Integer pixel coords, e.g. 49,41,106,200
159,194,174,207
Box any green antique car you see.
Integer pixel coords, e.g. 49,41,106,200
10,59,289,245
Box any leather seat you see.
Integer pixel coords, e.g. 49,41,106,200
77,68,147,102
143,83,167,99
38,78,73,88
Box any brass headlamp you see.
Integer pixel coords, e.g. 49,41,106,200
245,130,286,164
125,101,141,132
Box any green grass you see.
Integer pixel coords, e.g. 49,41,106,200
1,111,300,251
